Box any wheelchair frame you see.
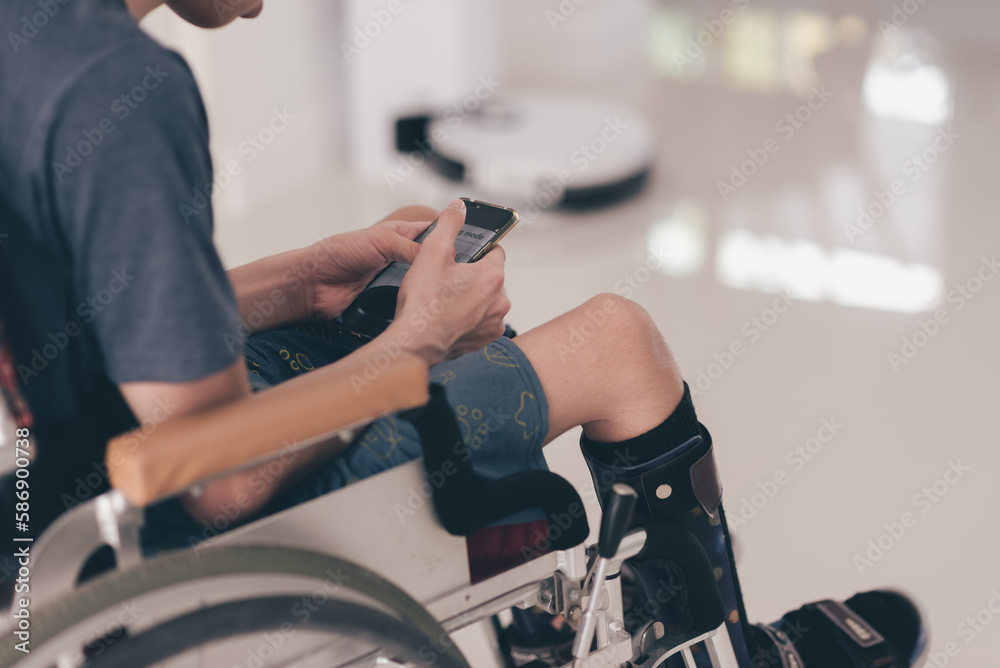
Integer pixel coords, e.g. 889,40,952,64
0,353,742,668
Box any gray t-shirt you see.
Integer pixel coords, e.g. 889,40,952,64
0,0,242,542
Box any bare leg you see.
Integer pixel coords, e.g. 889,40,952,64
511,293,685,444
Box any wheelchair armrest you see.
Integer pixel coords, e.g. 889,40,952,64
106,352,429,508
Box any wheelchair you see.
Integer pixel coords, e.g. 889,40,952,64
0,350,742,668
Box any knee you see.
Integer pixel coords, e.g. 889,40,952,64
582,293,679,368
575,294,684,410
384,204,437,223
582,293,657,340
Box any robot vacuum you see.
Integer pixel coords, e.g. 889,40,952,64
396,91,655,209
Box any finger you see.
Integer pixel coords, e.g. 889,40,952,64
492,317,508,339
477,244,506,273
483,244,506,266
499,294,511,317
422,198,466,256
379,219,429,241
380,233,422,266
241,1,263,18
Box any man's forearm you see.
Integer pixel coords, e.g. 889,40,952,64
179,322,439,525
180,434,349,524
340,319,447,369
227,247,314,333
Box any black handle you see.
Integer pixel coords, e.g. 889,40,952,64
598,483,638,559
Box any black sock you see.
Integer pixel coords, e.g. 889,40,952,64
580,382,704,466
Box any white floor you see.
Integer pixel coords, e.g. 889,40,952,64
210,2,1000,664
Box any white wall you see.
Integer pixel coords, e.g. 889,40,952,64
141,1,343,241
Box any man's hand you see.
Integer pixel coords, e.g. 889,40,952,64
227,208,431,334
387,199,511,366
306,219,427,320
227,200,510,363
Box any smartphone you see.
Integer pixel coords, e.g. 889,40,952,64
339,197,518,337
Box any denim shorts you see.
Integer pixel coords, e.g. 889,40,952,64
141,324,550,554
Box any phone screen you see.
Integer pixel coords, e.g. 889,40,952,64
413,199,517,260
341,199,517,334
414,221,496,262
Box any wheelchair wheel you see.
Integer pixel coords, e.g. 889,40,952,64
1,545,468,668
87,596,463,668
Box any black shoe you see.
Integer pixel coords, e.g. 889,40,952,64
750,589,928,667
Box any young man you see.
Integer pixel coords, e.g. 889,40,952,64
0,0,925,665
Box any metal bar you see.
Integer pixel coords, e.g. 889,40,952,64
596,609,610,648
571,557,611,663
428,543,587,625
97,491,143,571
438,581,546,633
705,622,742,668
29,497,110,611
632,628,717,667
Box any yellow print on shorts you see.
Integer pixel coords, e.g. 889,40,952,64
514,391,539,441
279,348,314,373
455,404,496,450
360,416,403,459
431,369,457,386
484,344,519,368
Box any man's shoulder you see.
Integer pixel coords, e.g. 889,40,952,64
0,0,207,218
3,0,191,84
1,0,201,168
